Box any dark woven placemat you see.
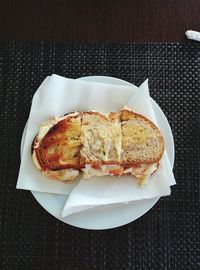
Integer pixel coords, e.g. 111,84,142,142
0,42,199,270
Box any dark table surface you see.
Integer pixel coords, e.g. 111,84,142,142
0,1,200,269
0,42,200,270
0,0,200,42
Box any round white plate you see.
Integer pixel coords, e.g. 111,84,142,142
21,76,174,230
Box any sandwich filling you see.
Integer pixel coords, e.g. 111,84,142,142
80,112,122,163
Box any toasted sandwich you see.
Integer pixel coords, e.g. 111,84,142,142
32,108,164,184
32,112,82,181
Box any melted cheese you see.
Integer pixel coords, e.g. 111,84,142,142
44,168,79,181
138,163,158,186
124,163,158,186
82,164,122,179
81,121,122,163
83,162,158,185
36,119,57,146
82,164,107,179
81,125,112,162
32,150,41,170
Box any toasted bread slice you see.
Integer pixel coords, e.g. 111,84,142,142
121,108,164,164
32,112,82,181
120,107,164,184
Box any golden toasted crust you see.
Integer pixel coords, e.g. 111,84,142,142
35,115,82,171
108,112,120,122
81,111,108,125
121,109,157,126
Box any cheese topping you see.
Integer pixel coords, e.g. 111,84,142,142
127,163,158,186
44,168,80,181
138,163,158,186
32,150,42,170
82,164,122,179
83,162,158,185
81,125,113,162
81,120,122,163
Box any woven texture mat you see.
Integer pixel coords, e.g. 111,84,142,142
0,42,199,270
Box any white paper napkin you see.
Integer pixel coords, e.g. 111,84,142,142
61,79,176,217
17,74,140,194
17,74,175,215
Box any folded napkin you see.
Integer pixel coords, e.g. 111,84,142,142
17,74,175,217
17,74,140,194
61,79,176,217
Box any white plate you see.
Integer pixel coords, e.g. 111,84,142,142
21,76,174,230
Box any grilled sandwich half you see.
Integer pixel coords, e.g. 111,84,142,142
32,112,82,181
